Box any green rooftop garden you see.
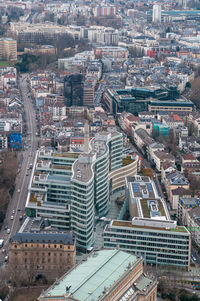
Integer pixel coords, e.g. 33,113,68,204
29,192,45,203
122,157,134,166
140,199,166,218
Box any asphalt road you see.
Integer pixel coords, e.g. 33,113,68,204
0,73,38,263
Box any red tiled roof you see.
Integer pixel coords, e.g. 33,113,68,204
173,114,182,122
182,153,196,161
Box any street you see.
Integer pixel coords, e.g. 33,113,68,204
0,74,38,264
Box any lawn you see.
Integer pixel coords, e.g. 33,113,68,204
0,61,14,67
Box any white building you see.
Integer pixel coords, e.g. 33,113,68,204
152,5,161,23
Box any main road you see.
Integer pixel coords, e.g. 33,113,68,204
0,73,38,263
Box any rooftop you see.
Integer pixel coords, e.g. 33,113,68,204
72,156,94,183
128,175,157,199
38,249,138,301
140,199,166,219
111,220,188,233
10,217,75,245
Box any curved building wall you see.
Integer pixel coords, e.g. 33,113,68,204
94,150,110,217
109,159,138,193
71,179,94,250
108,133,123,172
71,155,95,251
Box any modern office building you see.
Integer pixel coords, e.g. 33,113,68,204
148,99,194,113
64,74,84,107
104,176,191,270
152,5,161,23
0,38,17,61
38,249,157,301
103,87,193,116
9,217,76,280
25,130,125,250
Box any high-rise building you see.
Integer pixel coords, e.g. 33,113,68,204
0,38,17,61
64,74,84,107
25,131,128,250
152,4,161,23
38,249,157,301
83,80,95,107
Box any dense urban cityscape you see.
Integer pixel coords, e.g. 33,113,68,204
0,0,200,300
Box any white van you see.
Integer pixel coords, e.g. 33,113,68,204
0,239,4,248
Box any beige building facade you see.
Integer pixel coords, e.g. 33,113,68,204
0,38,17,61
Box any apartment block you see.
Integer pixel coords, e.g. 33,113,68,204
0,38,17,61
93,6,116,17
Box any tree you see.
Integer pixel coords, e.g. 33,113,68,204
179,290,199,301
141,168,154,179
188,174,200,196
168,129,177,156
185,82,191,89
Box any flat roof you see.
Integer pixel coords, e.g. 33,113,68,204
39,249,138,301
128,176,157,199
111,220,189,233
72,158,93,183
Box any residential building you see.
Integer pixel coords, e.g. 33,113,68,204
133,128,154,153
0,134,8,150
38,249,157,301
93,6,116,17
24,45,56,56
178,197,200,225
171,188,191,212
161,161,177,183
118,111,140,136
162,114,184,129
152,5,161,23
95,46,129,59
165,171,189,209
153,151,175,171
83,80,95,107
0,38,17,61
182,153,197,164
187,207,200,247
181,161,200,176
148,142,164,162
9,217,76,280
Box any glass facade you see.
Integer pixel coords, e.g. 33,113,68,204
104,223,190,270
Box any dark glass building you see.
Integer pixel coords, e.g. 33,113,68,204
64,74,84,107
